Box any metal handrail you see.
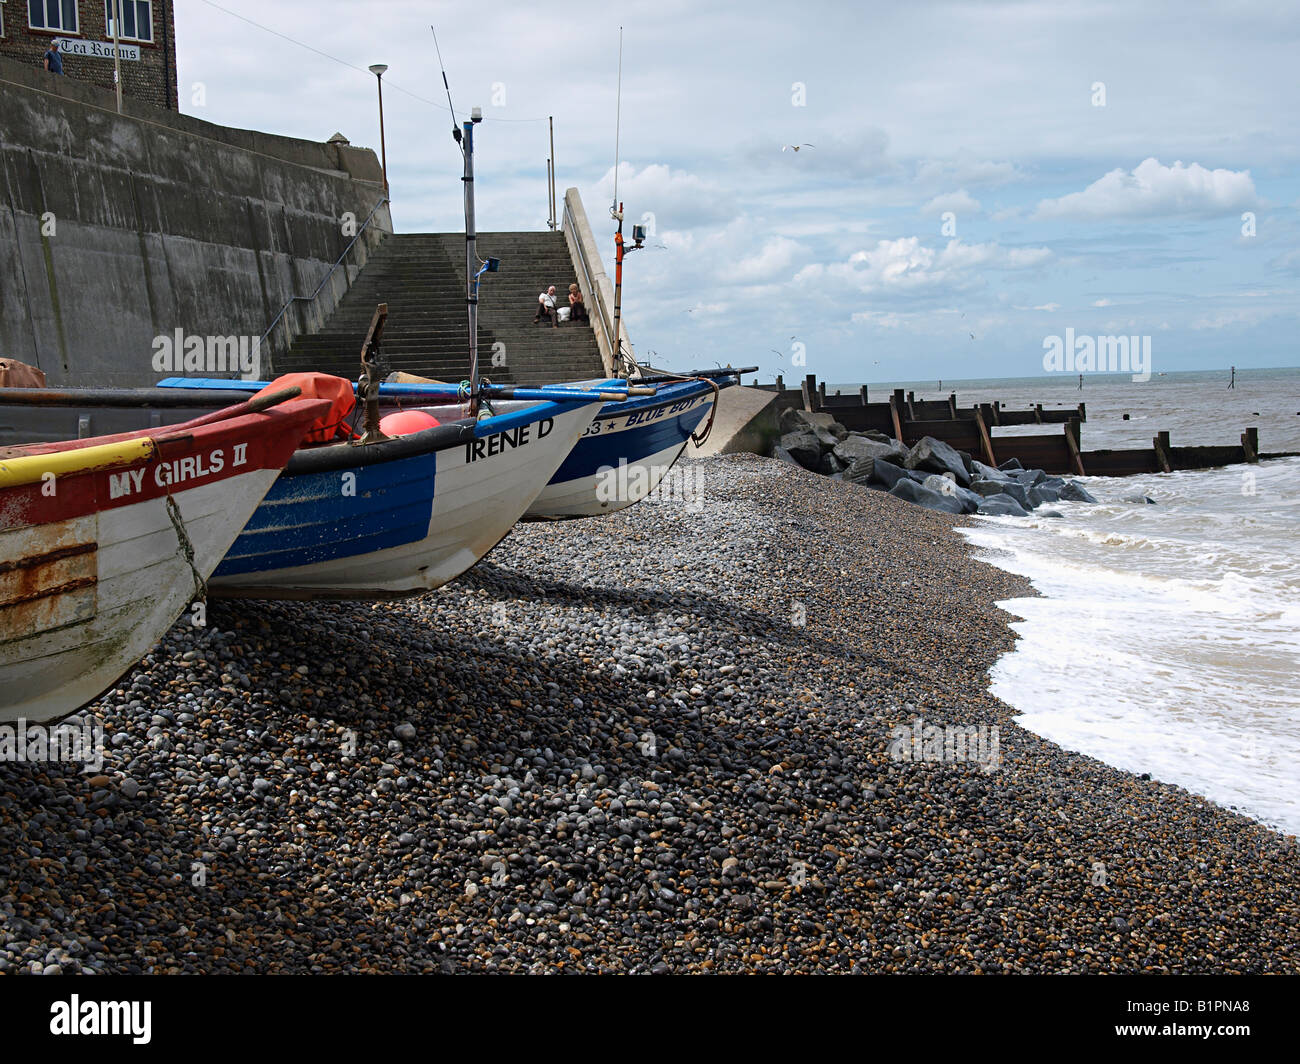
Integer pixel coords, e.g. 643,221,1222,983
562,196,617,371
259,196,391,350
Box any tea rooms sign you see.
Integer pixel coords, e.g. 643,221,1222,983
52,38,141,61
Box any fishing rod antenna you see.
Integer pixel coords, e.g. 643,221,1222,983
430,25,461,145
611,26,623,219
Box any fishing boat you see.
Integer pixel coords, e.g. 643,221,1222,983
377,370,746,519
0,375,611,601
207,382,603,597
0,390,329,724
153,367,744,520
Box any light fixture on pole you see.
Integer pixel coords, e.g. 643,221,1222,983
110,0,124,114
368,64,390,195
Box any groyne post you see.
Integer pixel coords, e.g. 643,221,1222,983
802,374,821,412
889,389,906,442
974,407,997,467
1065,418,1086,476
1154,430,1172,474
1242,426,1259,463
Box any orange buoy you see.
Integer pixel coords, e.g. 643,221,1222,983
378,410,440,436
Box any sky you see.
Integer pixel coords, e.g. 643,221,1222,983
176,0,1300,384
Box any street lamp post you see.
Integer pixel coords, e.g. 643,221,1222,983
368,64,389,196
110,0,123,113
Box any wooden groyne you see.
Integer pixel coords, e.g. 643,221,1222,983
751,374,1296,477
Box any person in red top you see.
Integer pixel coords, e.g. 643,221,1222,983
568,284,589,324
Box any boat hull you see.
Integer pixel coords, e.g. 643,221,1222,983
209,400,599,599
526,382,717,519
0,403,322,724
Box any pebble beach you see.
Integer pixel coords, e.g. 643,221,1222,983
1,454,1296,974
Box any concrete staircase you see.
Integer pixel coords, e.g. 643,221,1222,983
272,232,606,385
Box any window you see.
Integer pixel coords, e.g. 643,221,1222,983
29,0,79,33
105,0,152,43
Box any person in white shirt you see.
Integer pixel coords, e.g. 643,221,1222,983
533,286,559,328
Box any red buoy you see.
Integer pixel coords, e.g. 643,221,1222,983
378,410,440,436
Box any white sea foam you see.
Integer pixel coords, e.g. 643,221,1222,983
960,456,1300,836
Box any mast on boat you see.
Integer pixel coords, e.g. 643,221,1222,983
609,27,645,380
460,107,483,415
610,204,646,380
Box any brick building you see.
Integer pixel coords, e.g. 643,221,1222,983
0,1,177,110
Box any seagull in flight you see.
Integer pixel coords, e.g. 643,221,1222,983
782,143,815,152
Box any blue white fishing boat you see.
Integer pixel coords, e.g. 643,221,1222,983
523,371,735,518
209,392,599,597
155,367,745,520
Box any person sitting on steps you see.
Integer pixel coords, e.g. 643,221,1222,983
568,284,589,324
533,286,559,327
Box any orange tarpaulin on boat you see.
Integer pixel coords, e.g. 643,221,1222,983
0,358,47,388
253,373,356,444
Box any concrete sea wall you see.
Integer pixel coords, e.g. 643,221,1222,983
0,56,390,387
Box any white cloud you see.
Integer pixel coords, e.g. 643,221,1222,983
922,190,981,215
745,128,893,177
851,311,905,327
593,162,738,230
796,238,1051,295
732,236,806,283
1191,307,1281,330
916,158,1022,189
1033,302,1061,311
1093,298,1113,307
1034,158,1259,220
1271,249,1300,273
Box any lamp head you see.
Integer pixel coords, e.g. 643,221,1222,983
369,64,388,77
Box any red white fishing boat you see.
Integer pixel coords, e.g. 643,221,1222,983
0,392,329,724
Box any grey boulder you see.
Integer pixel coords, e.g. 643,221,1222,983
869,459,911,490
921,475,982,513
889,476,965,514
971,478,1031,509
904,436,972,486
1011,468,1047,488
833,435,907,465
818,451,847,475
1060,480,1099,503
842,457,876,485
972,460,1011,483
1028,484,1061,507
976,494,1030,517
778,430,823,470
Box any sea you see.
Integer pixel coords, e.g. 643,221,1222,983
839,368,1300,837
